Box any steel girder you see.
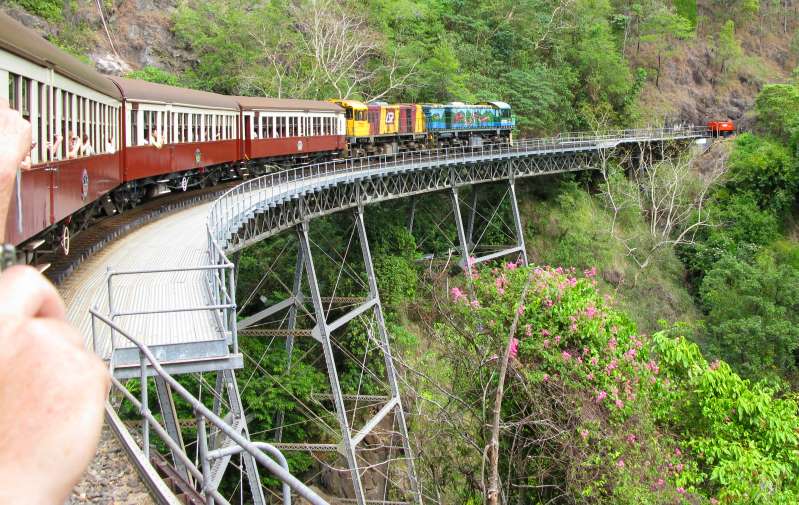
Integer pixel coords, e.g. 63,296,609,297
225,150,598,253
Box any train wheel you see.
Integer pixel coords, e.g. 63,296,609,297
60,225,70,256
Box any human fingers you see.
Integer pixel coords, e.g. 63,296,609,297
0,265,66,321
0,317,109,504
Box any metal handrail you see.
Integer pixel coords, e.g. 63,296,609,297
206,126,708,248
97,262,239,358
90,308,329,505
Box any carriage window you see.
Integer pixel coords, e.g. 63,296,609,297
20,77,30,121
193,113,201,142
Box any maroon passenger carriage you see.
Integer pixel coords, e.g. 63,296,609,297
0,12,345,263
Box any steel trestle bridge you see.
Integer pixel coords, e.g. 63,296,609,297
78,126,708,505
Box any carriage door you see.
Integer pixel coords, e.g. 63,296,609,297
244,114,253,158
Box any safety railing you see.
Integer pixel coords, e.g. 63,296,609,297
90,308,329,505
207,126,709,246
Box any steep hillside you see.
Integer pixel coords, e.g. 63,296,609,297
2,0,797,129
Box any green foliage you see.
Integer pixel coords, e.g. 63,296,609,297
726,133,798,216
653,333,799,503
698,253,799,380
673,0,698,25
10,0,63,21
714,20,743,75
754,84,799,143
126,66,184,87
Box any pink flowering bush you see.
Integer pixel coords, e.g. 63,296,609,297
436,261,799,504
440,263,692,503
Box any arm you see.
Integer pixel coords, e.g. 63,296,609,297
0,98,31,242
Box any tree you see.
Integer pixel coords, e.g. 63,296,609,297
714,20,743,75
600,144,725,271
699,253,799,379
638,6,694,88
726,133,799,215
754,84,799,143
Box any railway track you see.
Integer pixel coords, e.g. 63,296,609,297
45,181,238,287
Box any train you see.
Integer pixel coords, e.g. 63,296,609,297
707,120,735,137
0,12,514,265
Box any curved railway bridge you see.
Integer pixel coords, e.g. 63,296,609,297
68,127,708,505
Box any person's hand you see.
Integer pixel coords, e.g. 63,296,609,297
0,266,110,504
0,98,32,242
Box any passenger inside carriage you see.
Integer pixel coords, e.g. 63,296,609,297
144,130,163,149
66,132,82,159
45,133,62,161
105,136,116,154
80,134,94,156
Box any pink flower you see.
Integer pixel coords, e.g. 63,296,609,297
570,323,577,332
586,372,594,381
562,351,572,361
470,299,481,309
605,359,618,375
543,339,550,348
645,360,659,374
576,357,583,364
596,391,607,402
505,261,518,270
655,478,665,489
544,299,554,308
542,373,550,382
615,399,624,409
676,463,684,472
710,499,719,505
541,329,551,337
525,324,533,337
675,447,682,457
676,487,686,495
580,429,589,440
590,356,599,366
585,305,597,319
450,287,465,301
710,359,720,371
555,266,563,274
517,304,525,316
584,266,597,278
582,347,590,355
623,348,637,361
509,338,519,360
608,337,617,351
616,459,625,468
554,335,561,345
467,256,476,266
626,434,636,444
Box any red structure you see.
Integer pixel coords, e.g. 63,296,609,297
707,120,735,137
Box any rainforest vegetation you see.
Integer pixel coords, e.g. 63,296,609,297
10,0,799,502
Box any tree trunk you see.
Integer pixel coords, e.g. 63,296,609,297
486,272,535,505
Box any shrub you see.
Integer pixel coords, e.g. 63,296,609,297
699,253,799,379
726,133,798,216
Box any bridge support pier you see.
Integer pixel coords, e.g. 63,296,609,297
450,178,528,273
280,209,422,505
206,369,266,505
450,186,472,273
154,377,191,484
